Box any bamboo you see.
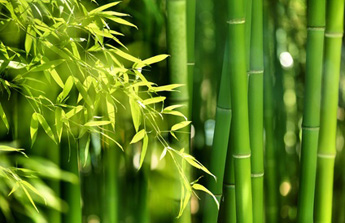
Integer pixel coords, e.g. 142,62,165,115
227,0,253,221
296,0,325,221
248,0,264,220
166,1,191,222
219,127,236,223
203,44,231,223
315,0,344,221
263,1,279,221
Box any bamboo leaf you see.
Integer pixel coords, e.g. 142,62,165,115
192,183,219,209
36,113,57,143
89,2,120,14
0,145,24,152
130,129,146,144
129,98,141,132
65,106,83,119
30,113,39,147
171,121,191,132
180,152,215,179
20,184,39,212
29,59,65,73
139,134,148,169
142,96,166,105
106,95,115,129
49,69,64,88
0,103,9,130
141,54,169,66
162,110,187,120
73,78,93,108
164,104,184,111
57,76,74,103
84,120,112,127
55,107,64,142
108,46,141,63
151,84,183,92
25,25,35,56
8,182,19,196
106,17,137,29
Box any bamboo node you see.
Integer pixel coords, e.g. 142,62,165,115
233,153,251,158
325,32,343,38
187,62,195,66
248,70,264,75
223,183,235,188
307,27,325,31
227,19,245,25
251,173,264,178
302,126,319,131
317,153,336,159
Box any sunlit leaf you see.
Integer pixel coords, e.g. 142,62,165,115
129,98,141,132
57,76,74,103
0,103,9,130
192,183,219,209
142,96,166,105
30,113,39,147
89,1,120,14
55,107,64,142
130,129,146,144
35,113,57,143
171,121,191,132
84,120,111,127
139,134,148,169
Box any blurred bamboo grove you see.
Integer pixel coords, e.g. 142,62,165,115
0,0,344,223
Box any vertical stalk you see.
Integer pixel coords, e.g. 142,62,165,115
166,1,191,222
248,0,264,221
315,0,344,222
296,0,325,221
219,128,236,223
263,1,279,221
187,0,196,113
227,0,253,221
60,140,82,223
203,45,231,223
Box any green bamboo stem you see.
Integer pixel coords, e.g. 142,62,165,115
263,2,279,221
314,0,344,221
227,0,253,221
166,1,191,222
203,44,231,223
186,0,196,114
296,0,325,221
219,127,236,223
248,0,264,220
60,140,82,223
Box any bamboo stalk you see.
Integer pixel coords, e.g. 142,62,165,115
203,44,231,223
248,0,264,220
315,0,344,221
296,0,325,221
263,1,279,221
227,0,253,221
219,127,236,223
187,0,196,113
166,1,191,222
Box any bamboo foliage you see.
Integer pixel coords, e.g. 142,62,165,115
315,0,344,221
297,0,325,221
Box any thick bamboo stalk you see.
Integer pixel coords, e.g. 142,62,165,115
203,44,231,223
296,0,325,221
315,0,344,221
227,0,253,221
248,0,264,220
166,1,191,222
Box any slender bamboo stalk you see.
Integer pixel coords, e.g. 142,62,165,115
60,139,82,223
296,0,325,221
315,0,344,221
263,1,279,221
166,1,191,222
186,0,196,113
248,0,264,220
227,0,253,221
203,44,231,223
219,127,236,223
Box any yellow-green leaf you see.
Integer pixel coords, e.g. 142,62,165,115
171,121,191,132
49,69,64,88
192,183,219,209
141,54,169,66
57,76,74,103
143,96,166,105
139,134,148,169
36,113,57,143
65,106,84,119
89,2,120,14
0,103,9,130
106,95,115,129
30,113,38,147
55,107,64,142
107,17,137,29
130,129,146,144
84,120,112,127
129,98,141,132
151,84,183,92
